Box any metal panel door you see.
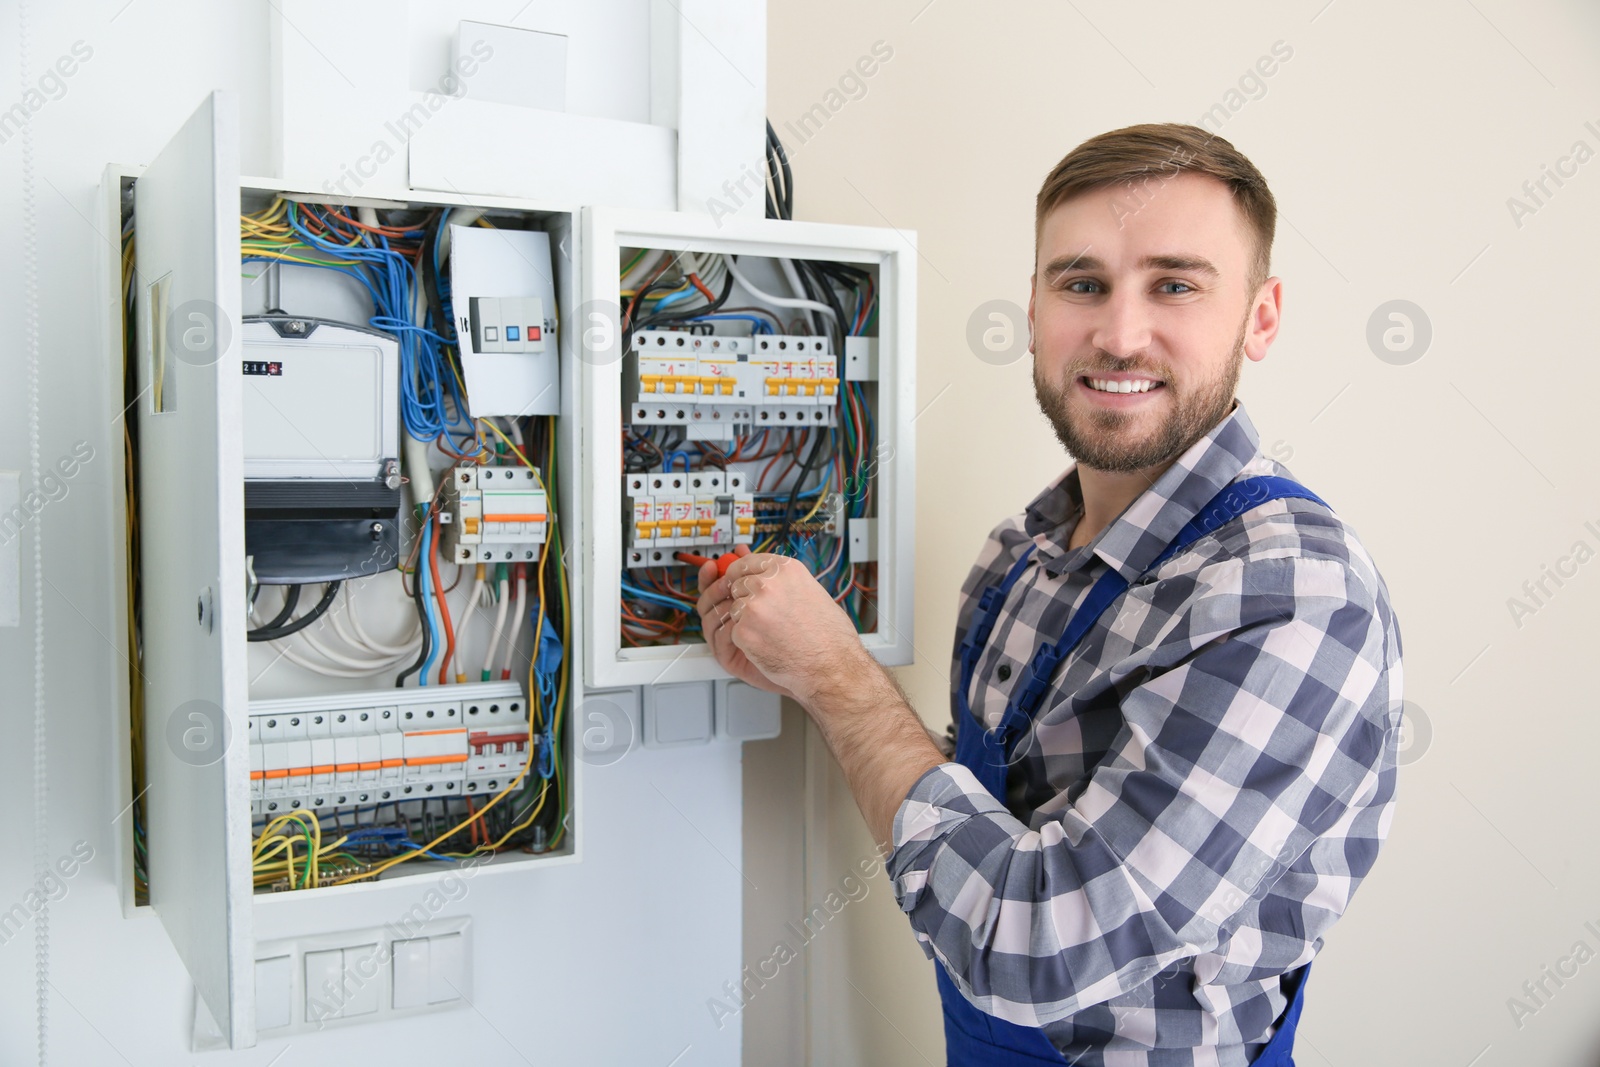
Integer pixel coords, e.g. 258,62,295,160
134,89,254,1048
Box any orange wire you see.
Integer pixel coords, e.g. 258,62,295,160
688,272,717,303
323,205,424,238
431,513,457,684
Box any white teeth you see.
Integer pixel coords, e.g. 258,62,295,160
1087,378,1158,394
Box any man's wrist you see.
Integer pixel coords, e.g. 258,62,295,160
799,642,896,720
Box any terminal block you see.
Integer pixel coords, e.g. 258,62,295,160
441,465,549,564
626,331,840,439
625,470,755,569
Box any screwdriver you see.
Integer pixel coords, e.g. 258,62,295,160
676,544,752,578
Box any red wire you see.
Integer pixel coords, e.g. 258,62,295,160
758,430,794,490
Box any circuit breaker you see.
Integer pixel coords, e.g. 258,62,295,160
440,465,550,564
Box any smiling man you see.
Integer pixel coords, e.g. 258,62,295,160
696,123,1403,1066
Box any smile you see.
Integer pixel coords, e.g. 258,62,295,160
1080,376,1164,395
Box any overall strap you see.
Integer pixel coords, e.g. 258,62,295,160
957,544,1037,692
1004,476,1329,728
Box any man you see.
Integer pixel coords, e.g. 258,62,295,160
696,123,1403,1066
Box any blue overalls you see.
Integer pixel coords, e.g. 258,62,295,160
938,476,1326,1066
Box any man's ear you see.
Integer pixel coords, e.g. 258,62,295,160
1027,274,1037,355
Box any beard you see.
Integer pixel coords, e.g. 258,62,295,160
1032,309,1248,474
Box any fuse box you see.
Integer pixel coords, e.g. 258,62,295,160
581,208,916,689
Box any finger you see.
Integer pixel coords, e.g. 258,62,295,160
709,602,740,660
697,558,718,592
719,551,776,586
695,571,735,618
729,570,770,603
701,601,726,652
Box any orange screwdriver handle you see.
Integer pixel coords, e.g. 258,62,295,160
676,545,751,576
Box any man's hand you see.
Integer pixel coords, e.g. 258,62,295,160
695,551,864,707
695,548,947,849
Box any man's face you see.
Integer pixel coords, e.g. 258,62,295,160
1028,171,1279,473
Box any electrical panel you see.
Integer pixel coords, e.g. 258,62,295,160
108,92,914,1051
581,208,916,689
109,92,586,1048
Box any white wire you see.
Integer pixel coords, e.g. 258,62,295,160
696,252,729,292
451,570,485,681
272,640,411,678
725,256,836,320
249,600,415,676
294,628,415,673
482,575,510,679
499,571,527,680
342,582,421,656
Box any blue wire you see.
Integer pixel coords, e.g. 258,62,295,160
685,314,774,334
651,287,698,312
276,202,473,444
395,841,458,862
619,578,699,614
417,520,438,685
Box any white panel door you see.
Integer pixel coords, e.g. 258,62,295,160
134,90,254,1048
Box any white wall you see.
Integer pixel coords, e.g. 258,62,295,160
767,2,1600,1065
0,2,756,1064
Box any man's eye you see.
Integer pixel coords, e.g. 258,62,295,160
1159,281,1193,294
1062,279,1101,294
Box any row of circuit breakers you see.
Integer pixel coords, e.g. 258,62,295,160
248,683,529,816
626,330,844,436
621,329,875,569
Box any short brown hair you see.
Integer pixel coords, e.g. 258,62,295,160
1035,123,1277,296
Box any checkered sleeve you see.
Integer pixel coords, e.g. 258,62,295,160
887,553,1397,1028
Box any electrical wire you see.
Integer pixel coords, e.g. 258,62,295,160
724,256,836,321
483,565,510,683
451,564,486,682
500,564,527,681
247,583,341,643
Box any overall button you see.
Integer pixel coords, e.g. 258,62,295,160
996,664,1012,681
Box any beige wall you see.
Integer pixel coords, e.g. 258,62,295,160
756,2,1600,1064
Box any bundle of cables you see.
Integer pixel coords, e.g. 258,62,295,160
240,199,484,459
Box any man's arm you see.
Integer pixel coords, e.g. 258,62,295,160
699,550,1400,1027
695,554,948,849
801,649,950,852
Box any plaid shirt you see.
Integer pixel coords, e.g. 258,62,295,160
888,400,1403,1065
